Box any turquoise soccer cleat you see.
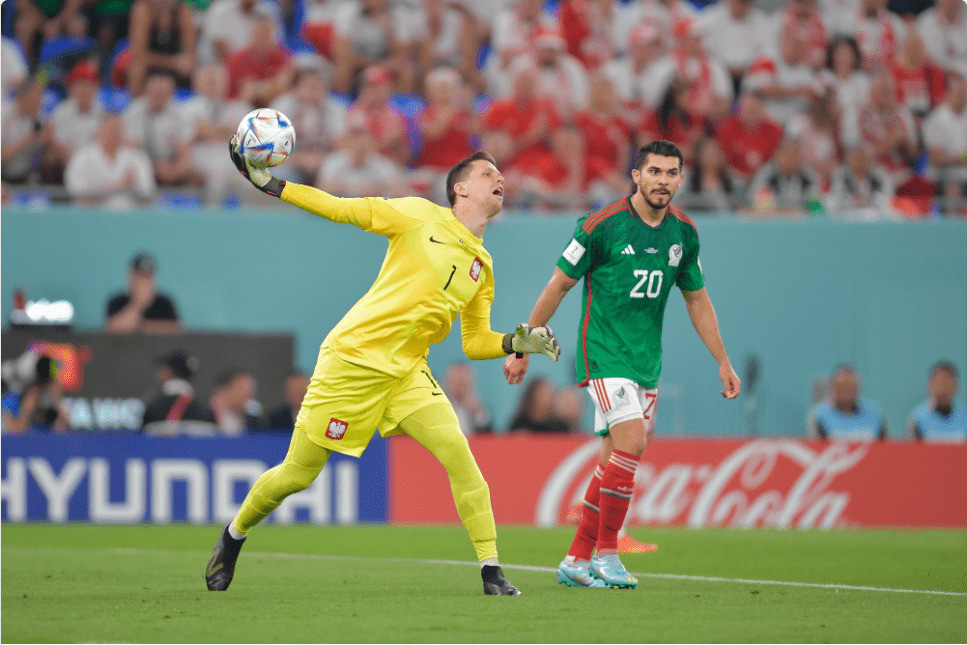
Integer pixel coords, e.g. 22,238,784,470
557,558,609,588
590,554,638,589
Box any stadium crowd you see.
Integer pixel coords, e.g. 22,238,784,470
2,0,967,216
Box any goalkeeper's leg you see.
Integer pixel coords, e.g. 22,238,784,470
398,403,520,595
206,429,331,590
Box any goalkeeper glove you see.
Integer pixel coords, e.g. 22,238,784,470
229,135,286,197
511,324,560,361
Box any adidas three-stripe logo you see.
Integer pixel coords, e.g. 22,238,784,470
620,245,635,255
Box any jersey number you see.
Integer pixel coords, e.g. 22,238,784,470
630,270,663,299
444,265,457,290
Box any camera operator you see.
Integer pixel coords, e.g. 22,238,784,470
1,355,69,433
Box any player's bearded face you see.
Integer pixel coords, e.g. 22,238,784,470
633,155,683,210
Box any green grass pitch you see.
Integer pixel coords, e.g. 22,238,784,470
2,524,966,643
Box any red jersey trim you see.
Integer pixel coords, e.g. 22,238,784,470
578,275,595,387
668,205,698,236
581,198,627,234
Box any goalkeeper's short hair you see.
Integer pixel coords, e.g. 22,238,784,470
446,151,499,207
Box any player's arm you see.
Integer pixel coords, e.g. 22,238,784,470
680,287,740,399
503,267,578,385
228,137,410,236
462,277,560,361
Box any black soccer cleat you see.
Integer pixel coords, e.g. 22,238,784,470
205,524,246,591
482,565,522,596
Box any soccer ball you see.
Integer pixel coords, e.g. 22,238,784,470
235,108,296,169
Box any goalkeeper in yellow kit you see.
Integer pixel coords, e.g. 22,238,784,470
204,140,560,596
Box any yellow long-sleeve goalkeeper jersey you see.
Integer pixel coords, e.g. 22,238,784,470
282,183,507,376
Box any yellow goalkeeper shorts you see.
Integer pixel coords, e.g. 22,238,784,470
295,345,448,457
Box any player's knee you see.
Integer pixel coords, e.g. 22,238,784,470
432,431,473,469
277,463,318,495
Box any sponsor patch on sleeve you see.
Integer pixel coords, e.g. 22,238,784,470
562,239,586,265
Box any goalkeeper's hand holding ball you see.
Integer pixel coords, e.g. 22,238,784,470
228,135,285,197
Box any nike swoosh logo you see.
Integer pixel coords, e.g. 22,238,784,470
429,236,445,244
206,552,223,577
431,392,443,396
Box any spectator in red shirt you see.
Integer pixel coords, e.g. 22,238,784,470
347,65,412,166
481,61,581,206
848,67,919,186
572,71,631,203
225,13,293,106
890,28,946,123
418,67,478,171
774,0,829,70
559,0,620,70
716,89,784,183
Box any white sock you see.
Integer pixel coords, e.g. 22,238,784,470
227,522,247,541
480,557,499,568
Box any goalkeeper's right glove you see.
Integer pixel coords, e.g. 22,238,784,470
229,135,286,197
510,324,560,361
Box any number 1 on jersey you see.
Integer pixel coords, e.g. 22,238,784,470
444,265,456,290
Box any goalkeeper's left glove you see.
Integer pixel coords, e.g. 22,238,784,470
507,324,560,361
228,135,286,197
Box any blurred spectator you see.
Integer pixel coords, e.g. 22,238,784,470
1,77,49,185
772,0,829,70
273,62,349,185
551,385,587,434
198,0,282,64
678,134,737,212
481,62,580,206
505,28,590,114
180,63,253,206
48,61,106,182
509,377,563,433
697,0,771,95
105,252,182,333
748,137,823,214
417,0,485,93
1,355,68,433
210,369,261,435
889,28,945,123
225,13,294,106
14,0,85,67
88,0,133,79
123,69,194,185
820,36,870,135
330,0,413,94
639,80,708,166
142,350,217,434
442,362,492,435
621,0,698,55
845,0,906,70
347,65,412,166
301,0,342,61
923,73,967,216
416,67,478,203
846,68,919,186
559,0,621,70
641,19,732,122
827,144,896,217
716,89,784,183
807,365,887,441
601,24,662,110
316,112,404,197
915,0,967,78
907,362,967,443
744,30,824,127
64,112,156,208
572,72,632,205
485,0,550,96
1,37,28,95
818,0,859,34
263,371,310,431
786,92,841,189
126,0,198,95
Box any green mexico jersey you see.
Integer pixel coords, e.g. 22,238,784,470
556,197,704,388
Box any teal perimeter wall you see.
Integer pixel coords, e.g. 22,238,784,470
2,207,965,438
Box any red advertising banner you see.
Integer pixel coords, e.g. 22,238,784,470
389,436,967,528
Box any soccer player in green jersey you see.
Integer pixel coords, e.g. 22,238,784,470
504,140,742,589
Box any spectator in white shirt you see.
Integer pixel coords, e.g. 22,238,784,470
505,28,590,114
619,0,697,55
485,0,551,96
49,61,106,180
65,112,156,209
123,69,193,186
316,112,404,197
602,23,662,109
1,77,48,185
744,29,823,127
916,0,967,78
845,0,906,70
697,0,771,95
180,63,253,206
827,144,896,218
923,73,967,216
1,37,28,97
198,0,282,64
820,35,870,135
272,59,348,185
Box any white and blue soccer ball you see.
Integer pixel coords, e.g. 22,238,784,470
235,108,296,169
